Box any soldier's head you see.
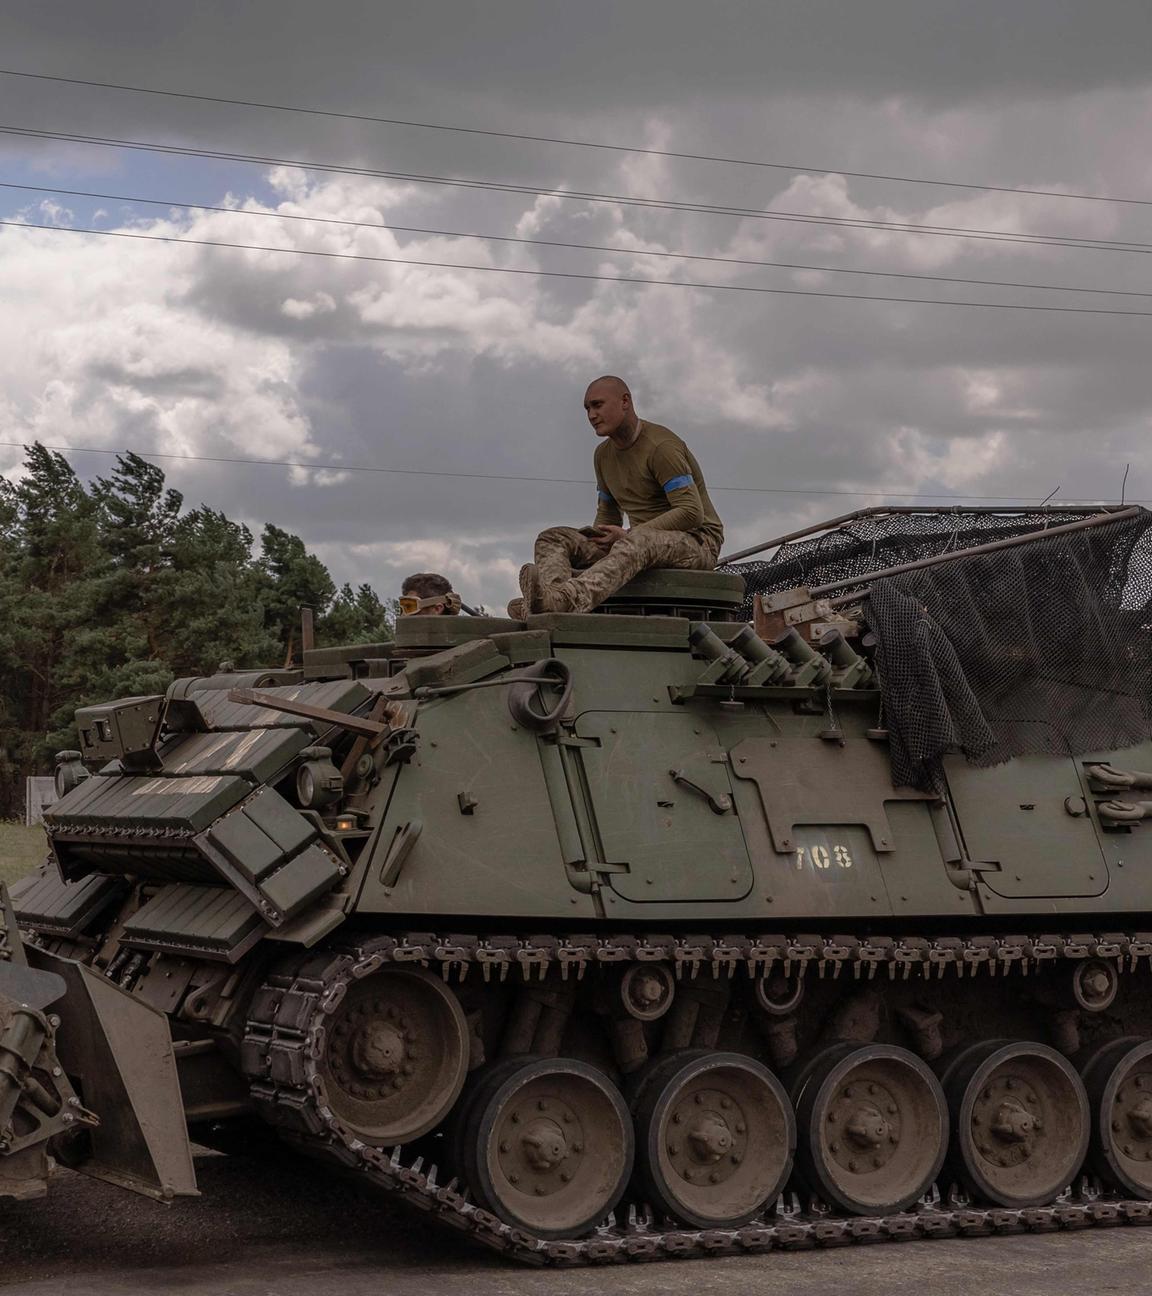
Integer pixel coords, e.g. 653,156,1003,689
399,572,460,616
584,375,637,441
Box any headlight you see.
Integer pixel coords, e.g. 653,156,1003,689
53,750,90,799
295,746,344,809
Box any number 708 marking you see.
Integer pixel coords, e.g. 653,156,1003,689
795,844,854,870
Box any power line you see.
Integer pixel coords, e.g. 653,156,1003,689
1,65,1148,210
0,439,1139,505
6,179,1151,301
5,124,1151,257
8,218,1152,317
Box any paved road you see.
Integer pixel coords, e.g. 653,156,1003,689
3,1151,1152,1296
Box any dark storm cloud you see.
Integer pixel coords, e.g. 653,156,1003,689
4,0,1152,609
6,0,1152,112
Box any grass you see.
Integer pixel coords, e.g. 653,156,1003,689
0,821,47,886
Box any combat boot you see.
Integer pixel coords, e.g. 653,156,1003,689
517,563,544,614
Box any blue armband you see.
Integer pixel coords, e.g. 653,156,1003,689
662,474,694,493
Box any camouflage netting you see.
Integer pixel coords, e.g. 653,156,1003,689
724,509,1152,789
723,508,1123,618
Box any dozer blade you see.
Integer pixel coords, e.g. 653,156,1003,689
0,961,66,1012
27,946,198,1202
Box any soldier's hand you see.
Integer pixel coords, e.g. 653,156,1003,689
590,524,628,551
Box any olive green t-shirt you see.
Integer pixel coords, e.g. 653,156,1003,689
592,421,724,548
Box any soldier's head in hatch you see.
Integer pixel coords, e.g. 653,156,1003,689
399,572,460,616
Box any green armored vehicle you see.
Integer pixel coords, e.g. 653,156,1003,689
5,503,1152,1264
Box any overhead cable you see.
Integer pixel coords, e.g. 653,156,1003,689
4,179,1150,299
8,218,1152,316
1,65,1149,209
3,124,1149,256
0,439,1139,505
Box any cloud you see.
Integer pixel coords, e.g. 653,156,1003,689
281,292,336,320
0,215,315,463
8,0,1152,119
4,4,1152,610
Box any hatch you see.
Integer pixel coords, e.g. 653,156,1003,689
574,711,754,903
945,754,1108,898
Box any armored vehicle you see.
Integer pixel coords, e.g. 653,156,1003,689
5,504,1152,1265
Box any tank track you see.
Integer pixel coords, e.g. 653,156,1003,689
241,929,1152,1266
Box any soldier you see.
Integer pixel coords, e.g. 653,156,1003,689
510,376,723,616
399,572,462,616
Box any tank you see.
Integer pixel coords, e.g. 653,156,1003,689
7,506,1152,1265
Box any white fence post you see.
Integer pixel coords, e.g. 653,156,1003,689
24,777,56,826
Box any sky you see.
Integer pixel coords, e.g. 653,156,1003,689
4,0,1152,607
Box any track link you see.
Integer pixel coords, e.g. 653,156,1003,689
241,929,1152,1265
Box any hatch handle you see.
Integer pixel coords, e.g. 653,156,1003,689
379,819,423,888
668,769,733,815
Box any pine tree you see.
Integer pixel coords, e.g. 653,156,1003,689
153,507,277,674
0,446,389,818
319,582,395,647
0,446,106,816
258,524,337,664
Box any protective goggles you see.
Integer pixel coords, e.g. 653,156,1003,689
398,591,462,616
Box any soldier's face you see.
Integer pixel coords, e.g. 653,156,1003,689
584,384,630,438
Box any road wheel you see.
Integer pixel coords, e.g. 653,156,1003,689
316,966,468,1145
794,1042,948,1214
1080,1036,1152,1198
942,1039,1089,1207
461,1056,633,1238
632,1049,794,1228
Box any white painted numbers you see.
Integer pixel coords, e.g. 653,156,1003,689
794,843,854,871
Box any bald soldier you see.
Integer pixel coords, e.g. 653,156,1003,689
512,376,724,616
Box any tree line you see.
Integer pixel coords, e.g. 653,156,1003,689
0,445,393,819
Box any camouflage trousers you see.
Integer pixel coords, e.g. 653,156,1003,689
532,526,719,613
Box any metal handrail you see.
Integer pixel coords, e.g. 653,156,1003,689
812,505,1144,602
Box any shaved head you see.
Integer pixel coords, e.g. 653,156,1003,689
587,374,631,399
583,374,639,445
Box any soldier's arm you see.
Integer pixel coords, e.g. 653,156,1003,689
632,441,705,533
593,472,624,528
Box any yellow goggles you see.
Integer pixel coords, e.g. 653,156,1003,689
398,592,461,615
